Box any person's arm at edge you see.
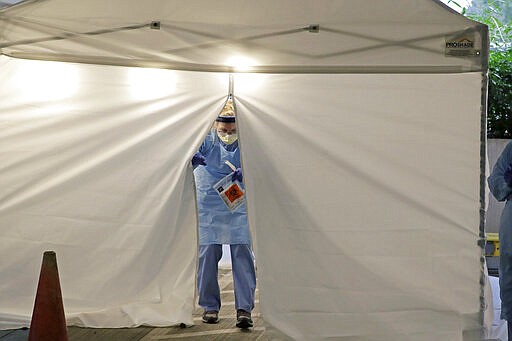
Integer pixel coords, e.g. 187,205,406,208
488,141,512,202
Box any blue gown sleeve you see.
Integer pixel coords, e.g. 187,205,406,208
488,141,512,202
198,130,216,157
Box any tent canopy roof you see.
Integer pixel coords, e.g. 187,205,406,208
0,0,487,73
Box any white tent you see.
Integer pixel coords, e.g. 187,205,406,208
0,1,489,340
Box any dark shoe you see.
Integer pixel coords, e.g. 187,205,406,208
236,309,253,329
202,310,219,324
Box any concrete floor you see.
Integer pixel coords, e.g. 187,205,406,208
1,268,268,341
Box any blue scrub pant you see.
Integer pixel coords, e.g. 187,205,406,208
197,244,256,312
501,253,512,320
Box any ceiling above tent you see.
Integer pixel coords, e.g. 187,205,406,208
0,0,487,73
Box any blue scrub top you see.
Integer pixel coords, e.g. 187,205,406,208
488,141,512,320
193,130,251,245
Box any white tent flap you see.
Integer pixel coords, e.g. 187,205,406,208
236,72,484,340
0,56,229,328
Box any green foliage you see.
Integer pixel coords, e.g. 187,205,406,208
487,50,512,138
447,0,512,138
466,0,512,51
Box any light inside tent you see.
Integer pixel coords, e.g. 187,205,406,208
226,56,257,72
13,60,80,102
224,55,266,93
128,67,177,100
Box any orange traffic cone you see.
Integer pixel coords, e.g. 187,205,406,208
28,251,68,341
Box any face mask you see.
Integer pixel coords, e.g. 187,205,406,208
217,132,238,145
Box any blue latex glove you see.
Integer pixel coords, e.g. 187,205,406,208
192,152,206,167
505,164,512,187
232,168,243,182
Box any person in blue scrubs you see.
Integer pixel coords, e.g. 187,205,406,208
488,140,512,338
191,100,256,329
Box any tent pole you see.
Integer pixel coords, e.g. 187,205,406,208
479,23,490,338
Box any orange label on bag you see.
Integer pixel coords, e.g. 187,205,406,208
225,183,244,203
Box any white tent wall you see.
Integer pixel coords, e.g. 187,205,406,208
0,61,487,340
0,55,230,328
236,72,485,340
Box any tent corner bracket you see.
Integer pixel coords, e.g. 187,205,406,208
305,24,320,33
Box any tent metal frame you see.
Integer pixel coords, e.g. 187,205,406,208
1,16,486,74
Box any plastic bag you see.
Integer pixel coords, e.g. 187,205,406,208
213,173,245,211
